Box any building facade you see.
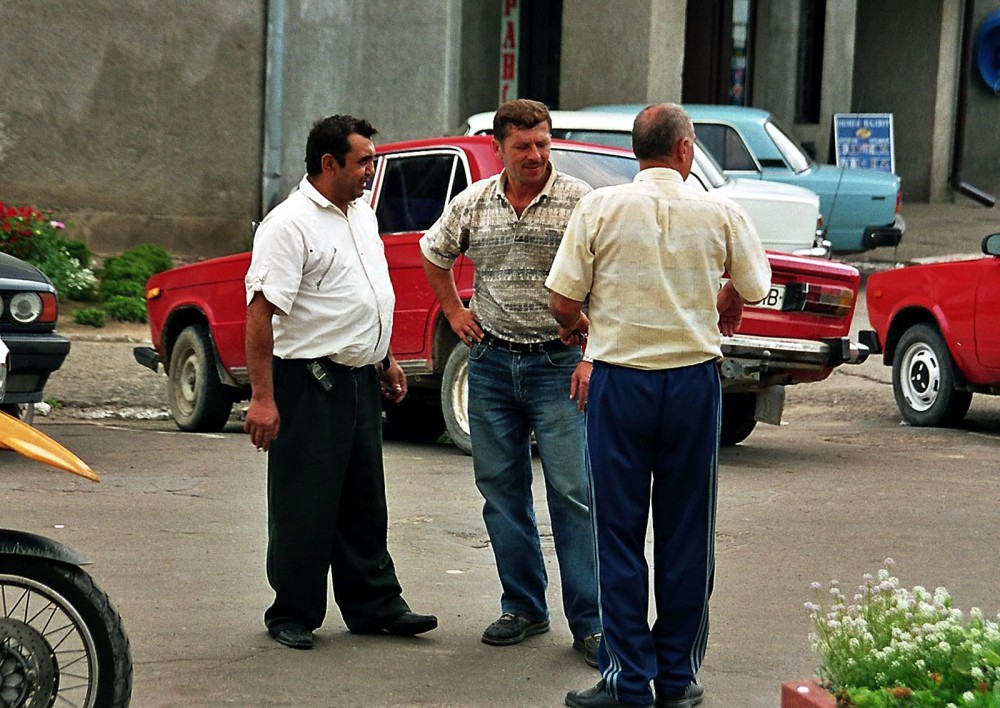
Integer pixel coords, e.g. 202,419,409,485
0,0,996,258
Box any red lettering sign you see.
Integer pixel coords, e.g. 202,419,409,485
502,53,516,81
502,20,516,49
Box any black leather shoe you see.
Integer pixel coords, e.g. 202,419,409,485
565,680,652,708
655,678,704,707
269,625,314,650
383,611,438,635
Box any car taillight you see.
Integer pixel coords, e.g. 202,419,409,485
782,282,854,318
895,190,902,215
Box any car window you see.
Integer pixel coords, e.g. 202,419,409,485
696,124,758,172
691,143,728,188
549,148,639,188
374,152,468,233
550,129,633,151
764,120,813,174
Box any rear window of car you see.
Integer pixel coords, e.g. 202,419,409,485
549,148,639,188
695,124,758,172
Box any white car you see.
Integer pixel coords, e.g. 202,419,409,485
462,111,831,258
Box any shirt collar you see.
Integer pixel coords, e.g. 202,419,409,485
298,174,356,212
494,165,558,204
634,167,685,184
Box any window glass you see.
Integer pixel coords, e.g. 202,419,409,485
550,148,638,188
551,129,633,151
375,154,462,233
764,120,813,173
696,124,757,172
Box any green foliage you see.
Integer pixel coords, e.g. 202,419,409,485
806,561,1000,707
100,244,172,301
104,295,148,323
72,307,106,328
0,201,97,300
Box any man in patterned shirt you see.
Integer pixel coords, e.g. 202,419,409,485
420,99,601,667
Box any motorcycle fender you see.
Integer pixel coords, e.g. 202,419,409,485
0,529,91,566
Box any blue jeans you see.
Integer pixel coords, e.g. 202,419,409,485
467,338,600,640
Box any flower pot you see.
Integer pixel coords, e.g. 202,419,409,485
781,680,836,707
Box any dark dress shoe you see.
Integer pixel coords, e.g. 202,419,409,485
655,679,704,707
565,680,653,708
269,625,314,649
383,611,438,635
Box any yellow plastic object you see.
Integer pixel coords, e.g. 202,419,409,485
0,410,100,482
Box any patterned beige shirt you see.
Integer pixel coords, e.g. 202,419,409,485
420,167,591,343
546,168,771,370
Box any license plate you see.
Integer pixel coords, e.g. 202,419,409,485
721,280,785,311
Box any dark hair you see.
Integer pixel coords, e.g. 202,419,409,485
493,99,552,142
305,115,377,174
631,103,693,160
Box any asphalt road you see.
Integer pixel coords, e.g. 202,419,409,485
6,320,1000,707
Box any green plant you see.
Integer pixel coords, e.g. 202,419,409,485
73,307,106,328
806,561,1000,707
0,201,97,300
104,295,147,323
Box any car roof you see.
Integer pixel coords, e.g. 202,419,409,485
380,132,635,159
582,103,774,124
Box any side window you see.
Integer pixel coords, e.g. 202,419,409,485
375,154,464,234
696,124,757,172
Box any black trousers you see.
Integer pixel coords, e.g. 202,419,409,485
264,358,408,633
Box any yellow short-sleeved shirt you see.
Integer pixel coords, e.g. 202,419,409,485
545,168,771,370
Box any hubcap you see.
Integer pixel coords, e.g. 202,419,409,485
900,341,940,412
177,349,200,415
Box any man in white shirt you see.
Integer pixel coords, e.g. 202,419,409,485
548,104,771,708
244,115,436,650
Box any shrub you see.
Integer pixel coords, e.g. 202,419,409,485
100,244,172,301
0,201,97,300
104,295,147,323
73,307,106,328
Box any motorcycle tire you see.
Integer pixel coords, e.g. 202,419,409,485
0,556,133,708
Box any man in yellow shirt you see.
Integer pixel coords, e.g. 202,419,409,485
548,103,771,708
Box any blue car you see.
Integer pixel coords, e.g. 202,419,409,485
585,104,905,253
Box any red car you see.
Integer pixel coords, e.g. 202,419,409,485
134,136,868,450
862,232,1000,426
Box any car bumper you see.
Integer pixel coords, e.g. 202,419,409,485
0,331,71,403
862,214,905,249
719,333,869,387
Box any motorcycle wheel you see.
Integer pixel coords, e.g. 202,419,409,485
0,557,132,708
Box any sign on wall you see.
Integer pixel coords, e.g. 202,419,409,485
499,0,519,102
833,113,895,173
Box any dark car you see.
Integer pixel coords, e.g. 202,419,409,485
0,252,70,420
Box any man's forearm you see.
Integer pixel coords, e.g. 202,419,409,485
550,291,584,329
422,256,463,318
245,294,276,402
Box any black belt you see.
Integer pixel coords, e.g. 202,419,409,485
483,333,565,353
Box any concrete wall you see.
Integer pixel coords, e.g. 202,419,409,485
560,0,684,108
963,0,1000,202
854,0,944,201
0,1,265,256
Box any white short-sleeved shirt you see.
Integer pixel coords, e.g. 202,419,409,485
245,175,395,366
545,167,771,370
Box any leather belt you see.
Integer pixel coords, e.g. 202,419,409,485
483,332,565,353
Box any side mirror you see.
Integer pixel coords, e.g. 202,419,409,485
982,232,1000,256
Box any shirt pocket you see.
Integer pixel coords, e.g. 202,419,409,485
307,246,339,289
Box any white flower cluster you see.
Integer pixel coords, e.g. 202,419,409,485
805,560,1000,706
